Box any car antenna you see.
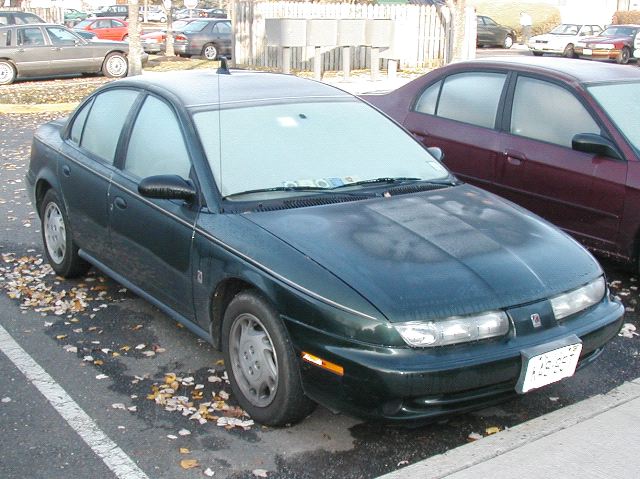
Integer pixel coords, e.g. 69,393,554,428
217,57,230,75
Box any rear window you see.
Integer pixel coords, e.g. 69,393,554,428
183,20,208,33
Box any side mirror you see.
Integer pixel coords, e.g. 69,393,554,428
426,146,445,162
138,175,197,201
572,133,623,161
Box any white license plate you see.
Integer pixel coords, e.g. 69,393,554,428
516,339,582,394
583,48,593,55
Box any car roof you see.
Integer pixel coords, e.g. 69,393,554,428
112,70,352,108
454,56,640,84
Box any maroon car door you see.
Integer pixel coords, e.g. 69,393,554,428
403,71,509,193
496,74,627,252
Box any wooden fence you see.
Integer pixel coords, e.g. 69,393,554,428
0,6,64,24
232,1,450,71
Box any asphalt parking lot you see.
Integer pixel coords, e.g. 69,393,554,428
1,111,639,479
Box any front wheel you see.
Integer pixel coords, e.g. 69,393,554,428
532,51,543,56
102,52,128,78
202,43,218,60
503,35,514,49
40,189,90,278
563,43,577,58
0,60,16,85
222,291,316,426
616,47,630,64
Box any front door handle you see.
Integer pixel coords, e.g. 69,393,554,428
505,149,526,166
113,197,127,210
62,164,71,177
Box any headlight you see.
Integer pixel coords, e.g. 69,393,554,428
594,43,614,49
550,276,605,320
395,311,509,348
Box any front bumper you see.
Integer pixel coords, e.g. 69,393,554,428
285,295,624,422
575,47,621,60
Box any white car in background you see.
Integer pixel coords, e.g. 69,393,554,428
143,6,167,23
634,29,640,59
528,23,603,57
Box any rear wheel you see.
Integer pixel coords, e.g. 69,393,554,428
122,34,128,41
532,51,543,56
563,43,576,58
102,52,128,78
0,60,16,85
617,47,630,64
222,291,316,426
202,43,218,60
40,189,90,278
503,35,514,49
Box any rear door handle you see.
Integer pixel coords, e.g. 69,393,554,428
505,149,526,166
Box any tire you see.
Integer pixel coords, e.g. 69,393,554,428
222,291,316,426
0,60,16,85
160,16,167,23
616,47,630,64
40,189,90,278
102,52,128,78
503,35,514,49
122,34,128,42
563,43,576,58
202,43,218,60
532,51,543,56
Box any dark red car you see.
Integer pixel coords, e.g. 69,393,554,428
574,24,640,64
362,57,640,269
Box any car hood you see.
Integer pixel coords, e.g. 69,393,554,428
243,185,602,323
531,33,575,41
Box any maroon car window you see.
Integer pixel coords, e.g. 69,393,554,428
414,80,441,115
124,96,191,180
80,89,139,164
511,77,599,148
436,72,506,129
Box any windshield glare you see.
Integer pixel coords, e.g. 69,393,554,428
183,20,207,33
550,24,579,35
588,82,640,153
601,26,636,36
194,100,449,199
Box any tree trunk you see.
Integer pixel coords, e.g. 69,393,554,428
128,0,143,76
166,2,175,57
447,0,467,62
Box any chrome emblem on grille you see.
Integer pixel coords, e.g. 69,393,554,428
530,313,542,328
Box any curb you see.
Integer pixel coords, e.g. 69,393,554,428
0,103,78,114
377,377,640,479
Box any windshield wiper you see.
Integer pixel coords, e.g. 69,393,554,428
332,177,422,189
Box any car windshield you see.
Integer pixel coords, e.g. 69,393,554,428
588,81,640,153
550,24,580,35
182,20,207,33
75,19,93,28
601,26,636,36
172,20,190,29
193,99,449,199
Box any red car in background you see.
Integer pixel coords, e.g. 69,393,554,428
73,17,128,41
574,24,640,64
140,18,197,53
362,57,640,269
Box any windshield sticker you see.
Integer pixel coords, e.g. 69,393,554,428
282,177,360,188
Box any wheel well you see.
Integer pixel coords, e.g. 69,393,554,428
209,278,254,349
34,179,52,216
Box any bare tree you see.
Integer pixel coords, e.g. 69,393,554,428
446,0,468,62
166,1,175,57
127,0,144,76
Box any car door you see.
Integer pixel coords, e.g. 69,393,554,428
13,26,49,75
402,70,509,193
59,88,140,263
110,19,127,40
212,21,231,56
108,93,197,319
91,19,113,39
496,74,627,251
44,26,93,74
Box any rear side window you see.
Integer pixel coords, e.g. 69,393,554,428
17,27,45,46
213,22,231,34
414,81,441,115
0,30,10,46
511,76,599,148
79,89,139,164
434,72,507,128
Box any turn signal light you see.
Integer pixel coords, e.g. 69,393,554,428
301,352,344,376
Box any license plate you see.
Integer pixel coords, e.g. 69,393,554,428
516,336,582,394
583,48,593,55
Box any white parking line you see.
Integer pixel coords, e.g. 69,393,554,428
0,324,149,479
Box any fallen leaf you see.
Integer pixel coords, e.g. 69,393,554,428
178,428,191,436
467,432,483,441
96,374,109,380
485,426,501,435
204,468,215,477
179,448,190,454
180,459,199,470
252,469,268,478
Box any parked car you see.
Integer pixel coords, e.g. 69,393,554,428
64,8,89,23
143,6,167,23
0,10,44,25
0,23,141,84
140,18,197,54
574,24,640,64
528,23,604,57
27,69,623,426
174,19,231,60
362,57,640,269
476,15,517,49
74,17,129,42
203,8,227,19
174,8,207,20
91,5,130,21
74,29,97,41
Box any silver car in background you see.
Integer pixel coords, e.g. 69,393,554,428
174,18,231,60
